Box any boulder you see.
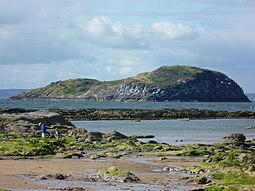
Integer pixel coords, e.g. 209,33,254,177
84,131,104,142
0,110,76,134
237,153,247,162
249,146,255,151
103,131,127,142
216,146,229,152
197,177,211,184
97,166,140,183
68,128,88,137
219,133,246,144
69,130,128,143
148,140,158,144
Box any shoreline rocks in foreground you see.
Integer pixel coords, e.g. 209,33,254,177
0,107,254,191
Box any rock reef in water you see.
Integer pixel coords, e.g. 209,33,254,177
1,108,255,122
11,65,250,102
51,108,255,121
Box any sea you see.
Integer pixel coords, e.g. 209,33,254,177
0,91,255,145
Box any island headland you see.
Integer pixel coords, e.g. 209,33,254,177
11,65,250,102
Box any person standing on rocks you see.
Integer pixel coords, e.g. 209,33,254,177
39,122,47,138
55,128,61,139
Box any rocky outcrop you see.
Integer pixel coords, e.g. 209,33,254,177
0,110,75,133
97,166,140,183
103,130,128,141
219,133,246,144
102,70,249,102
68,129,128,143
11,65,250,102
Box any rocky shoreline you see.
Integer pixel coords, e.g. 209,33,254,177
0,108,255,191
1,129,255,191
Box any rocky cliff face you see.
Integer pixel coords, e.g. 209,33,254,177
11,65,250,102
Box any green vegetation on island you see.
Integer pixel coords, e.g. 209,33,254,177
132,65,203,86
11,65,250,102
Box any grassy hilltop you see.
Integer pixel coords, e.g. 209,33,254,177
11,65,250,102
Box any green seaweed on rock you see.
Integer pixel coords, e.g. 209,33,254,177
97,166,133,177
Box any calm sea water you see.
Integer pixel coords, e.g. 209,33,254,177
0,98,255,111
1,98,255,145
73,119,255,145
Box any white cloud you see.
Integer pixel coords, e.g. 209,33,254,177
0,0,254,92
83,16,152,49
151,22,199,40
119,59,143,66
85,16,114,37
83,16,199,50
105,59,143,76
106,65,132,75
119,66,132,74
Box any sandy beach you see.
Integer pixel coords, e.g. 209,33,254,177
0,154,201,191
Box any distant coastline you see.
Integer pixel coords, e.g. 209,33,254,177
246,93,255,101
0,89,29,98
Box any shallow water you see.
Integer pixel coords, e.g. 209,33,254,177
13,156,198,191
15,179,165,191
13,179,197,191
73,119,255,145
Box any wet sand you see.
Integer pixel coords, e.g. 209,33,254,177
0,154,201,191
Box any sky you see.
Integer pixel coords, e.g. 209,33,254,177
0,0,254,92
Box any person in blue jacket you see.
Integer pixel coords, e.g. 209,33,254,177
39,122,47,138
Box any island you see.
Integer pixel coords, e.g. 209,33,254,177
11,65,250,102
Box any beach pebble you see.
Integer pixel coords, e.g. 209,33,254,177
163,167,170,172
160,156,167,160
